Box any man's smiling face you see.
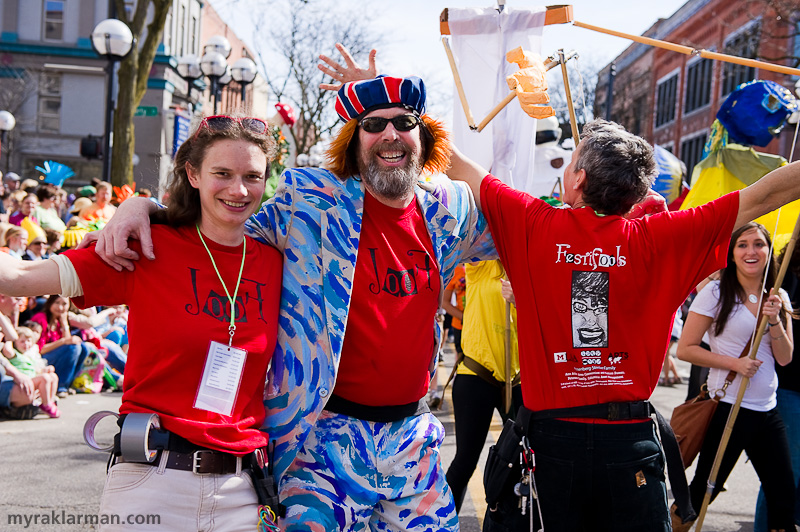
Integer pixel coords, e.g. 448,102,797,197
356,106,423,201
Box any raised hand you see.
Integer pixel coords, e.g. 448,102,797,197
318,43,378,91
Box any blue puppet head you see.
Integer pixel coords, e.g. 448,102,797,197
716,79,798,147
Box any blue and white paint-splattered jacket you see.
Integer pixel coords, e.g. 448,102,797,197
246,167,495,482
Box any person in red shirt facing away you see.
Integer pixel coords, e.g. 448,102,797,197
0,115,283,531
447,118,800,532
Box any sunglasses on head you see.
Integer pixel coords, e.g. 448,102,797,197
358,114,421,134
194,115,268,138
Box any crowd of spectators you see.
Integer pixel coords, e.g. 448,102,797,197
0,170,136,420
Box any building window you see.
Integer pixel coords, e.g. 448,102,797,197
685,58,713,114
164,10,172,55
655,74,678,128
43,0,65,41
38,73,61,132
178,5,186,58
680,134,707,176
190,16,197,55
721,23,761,96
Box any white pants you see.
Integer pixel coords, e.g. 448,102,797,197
99,451,259,531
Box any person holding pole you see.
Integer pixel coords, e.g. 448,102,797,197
678,222,795,532
444,260,522,513
446,117,800,531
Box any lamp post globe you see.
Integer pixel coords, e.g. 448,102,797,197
177,54,202,81
231,57,258,103
91,18,133,59
0,110,15,173
201,51,228,114
0,111,16,133
218,66,232,87
203,35,232,59
92,18,134,184
231,58,257,84
200,51,227,78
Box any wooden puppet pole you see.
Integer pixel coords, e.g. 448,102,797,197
694,212,800,532
475,51,578,133
558,48,581,146
477,92,517,133
504,300,512,413
573,20,800,78
442,37,478,130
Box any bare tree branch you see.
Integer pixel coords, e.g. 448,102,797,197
247,0,383,155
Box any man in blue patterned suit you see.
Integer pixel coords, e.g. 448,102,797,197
89,71,494,530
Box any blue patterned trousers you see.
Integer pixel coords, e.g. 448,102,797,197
280,410,459,531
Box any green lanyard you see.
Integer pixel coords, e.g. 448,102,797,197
196,225,247,346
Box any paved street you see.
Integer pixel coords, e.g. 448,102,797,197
0,350,764,532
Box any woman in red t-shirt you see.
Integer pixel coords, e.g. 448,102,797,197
0,115,283,531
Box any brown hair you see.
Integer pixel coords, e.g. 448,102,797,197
152,116,277,227
714,222,784,335
325,112,451,180
575,119,655,216
43,294,67,330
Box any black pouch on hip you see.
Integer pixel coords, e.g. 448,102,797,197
483,418,524,507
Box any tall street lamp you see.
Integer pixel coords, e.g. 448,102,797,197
91,18,134,183
0,110,15,174
231,57,258,104
200,51,228,115
201,36,231,115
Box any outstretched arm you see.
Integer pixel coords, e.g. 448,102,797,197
318,43,378,91
0,253,61,297
446,144,490,211
78,197,158,271
736,160,800,230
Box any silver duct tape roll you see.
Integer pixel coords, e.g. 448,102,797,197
83,410,120,452
120,412,162,463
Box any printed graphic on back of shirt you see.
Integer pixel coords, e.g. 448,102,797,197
556,265,633,390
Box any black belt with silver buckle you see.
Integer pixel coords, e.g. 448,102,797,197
117,449,252,475
112,416,265,475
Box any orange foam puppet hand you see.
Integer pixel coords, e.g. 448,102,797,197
113,183,136,204
505,47,554,119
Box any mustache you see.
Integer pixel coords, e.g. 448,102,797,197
367,140,411,158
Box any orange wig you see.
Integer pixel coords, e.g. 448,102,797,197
325,114,451,180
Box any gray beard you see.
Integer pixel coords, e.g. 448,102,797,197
358,143,422,201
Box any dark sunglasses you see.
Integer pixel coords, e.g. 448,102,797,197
194,115,268,138
358,115,420,134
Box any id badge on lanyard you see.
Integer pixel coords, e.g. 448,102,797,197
193,225,249,417
194,341,247,416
